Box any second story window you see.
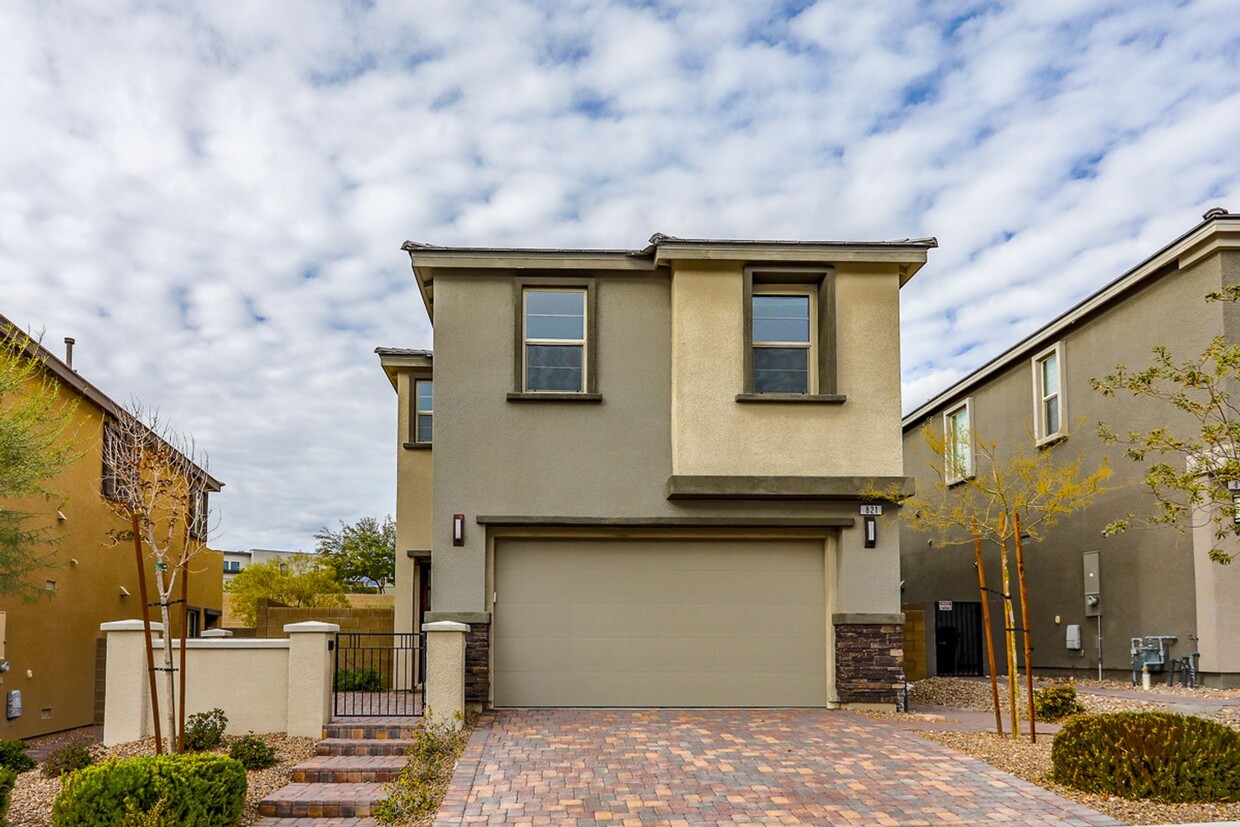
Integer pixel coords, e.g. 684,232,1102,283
188,489,208,540
752,289,815,394
1033,342,1065,444
523,288,587,392
414,379,433,443
944,399,973,482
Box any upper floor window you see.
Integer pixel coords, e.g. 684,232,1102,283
944,398,973,483
523,288,587,392
188,489,208,540
414,379,433,443
752,289,815,394
1033,342,1065,444
101,421,123,501
224,560,241,573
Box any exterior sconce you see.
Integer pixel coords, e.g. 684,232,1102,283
864,516,877,549
453,514,465,547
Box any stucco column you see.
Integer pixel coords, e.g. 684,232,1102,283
424,621,468,731
100,620,163,746
284,621,339,738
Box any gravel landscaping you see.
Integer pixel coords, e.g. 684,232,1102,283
5,730,316,826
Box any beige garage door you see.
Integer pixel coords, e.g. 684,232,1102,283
493,538,828,707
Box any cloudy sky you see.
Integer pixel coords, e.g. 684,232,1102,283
4,1,1239,551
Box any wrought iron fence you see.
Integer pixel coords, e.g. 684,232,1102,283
332,632,425,717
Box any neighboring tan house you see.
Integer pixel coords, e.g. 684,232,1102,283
380,232,936,708
222,547,305,581
0,317,223,739
900,209,1240,687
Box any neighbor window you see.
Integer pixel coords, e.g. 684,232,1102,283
1033,342,1065,443
414,380,433,443
944,399,973,482
523,288,587,392
188,489,208,540
751,289,816,394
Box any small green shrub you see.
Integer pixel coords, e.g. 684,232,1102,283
183,708,228,752
42,739,95,778
228,735,276,770
0,741,35,774
1052,712,1240,802
1034,682,1086,722
0,767,17,825
334,668,384,692
373,719,469,825
51,753,246,827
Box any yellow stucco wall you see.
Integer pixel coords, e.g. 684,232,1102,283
670,260,904,477
0,369,222,740
394,369,432,636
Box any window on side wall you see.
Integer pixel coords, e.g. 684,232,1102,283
1032,342,1065,444
943,399,973,483
188,489,208,540
413,379,433,444
522,288,588,392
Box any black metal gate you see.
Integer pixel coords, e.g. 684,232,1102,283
935,601,984,676
332,632,425,717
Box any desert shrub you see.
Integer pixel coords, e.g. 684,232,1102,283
228,735,276,770
42,739,95,778
51,753,246,827
334,668,383,692
373,718,469,825
1052,712,1240,802
0,767,17,825
183,708,228,752
1034,683,1085,722
0,741,34,774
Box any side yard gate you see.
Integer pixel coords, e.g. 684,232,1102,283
332,632,425,717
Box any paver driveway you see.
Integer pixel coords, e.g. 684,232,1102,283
435,709,1123,826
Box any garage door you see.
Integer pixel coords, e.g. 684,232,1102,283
493,538,827,707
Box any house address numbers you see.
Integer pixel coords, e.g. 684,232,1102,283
859,505,883,515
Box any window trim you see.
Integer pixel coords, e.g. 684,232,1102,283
412,378,433,445
943,397,974,484
742,266,838,398
513,279,598,396
1031,341,1066,446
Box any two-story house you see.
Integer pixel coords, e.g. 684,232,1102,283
901,209,1240,687
379,233,935,709
0,316,223,739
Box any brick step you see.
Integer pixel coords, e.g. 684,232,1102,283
291,754,409,783
324,720,422,740
316,738,415,756
257,782,388,819
253,819,378,826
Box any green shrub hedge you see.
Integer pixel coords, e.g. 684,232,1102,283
1052,711,1240,802
184,708,229,752
0,767,17,826
228,735,276,770
1034,682,1086,722
42,739,95,778
334,668,383,692
0,741,34,774
51,753,246,827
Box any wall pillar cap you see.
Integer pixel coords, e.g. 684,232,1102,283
283,621,341,634
423,620,470,633
101,619,164,633
200,629,233,638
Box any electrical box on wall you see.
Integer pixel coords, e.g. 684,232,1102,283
6,690,20,720
1066,624,1082,650
1083,551,1101,617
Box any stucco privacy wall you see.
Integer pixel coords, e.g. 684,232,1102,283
670,261,904,478
101,620,336,745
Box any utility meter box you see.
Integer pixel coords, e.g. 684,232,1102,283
6,690,20,720
1066,624,1082,651
1083,551,1101,617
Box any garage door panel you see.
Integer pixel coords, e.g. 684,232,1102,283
494,538,828,707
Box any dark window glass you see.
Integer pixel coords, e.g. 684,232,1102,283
526,344,584,391
416,414,433,443
414,380,433,443
753,347,809,394
753,295,810,343
525,291,584,340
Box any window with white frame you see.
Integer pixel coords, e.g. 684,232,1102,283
1033,342,1065,443
751,288,816,394
522,288,587,392
944,399,973,482
413,379,433,443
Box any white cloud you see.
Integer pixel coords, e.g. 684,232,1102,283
3,0,1239,550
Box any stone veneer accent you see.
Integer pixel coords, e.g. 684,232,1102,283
835,623,903,705
465,622,490,703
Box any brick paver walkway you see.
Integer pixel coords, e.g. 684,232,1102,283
435,709,1123,826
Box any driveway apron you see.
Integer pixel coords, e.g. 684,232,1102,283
436,708,1122,826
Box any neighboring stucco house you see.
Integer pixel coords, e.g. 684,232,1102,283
380,232,936,708
900,209,1240,687
0,318,223,739
222,547,305,581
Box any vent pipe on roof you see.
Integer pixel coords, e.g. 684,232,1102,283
1203,207,1231,220
64,338,75,369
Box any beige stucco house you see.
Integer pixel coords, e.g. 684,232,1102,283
380,233,936,708
901,209,1240,687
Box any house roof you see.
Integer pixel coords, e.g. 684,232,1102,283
0,314,223,491
902,208,1240,430
402,233,938,321
375,346,432,390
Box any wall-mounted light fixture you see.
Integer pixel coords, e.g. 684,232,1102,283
863,516,877,549
452,514,465,547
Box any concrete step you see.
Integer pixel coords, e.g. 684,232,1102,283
253,819,378,826
324,719,422,740
257,782,388,819
291,754,410,784
316,737,414,756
